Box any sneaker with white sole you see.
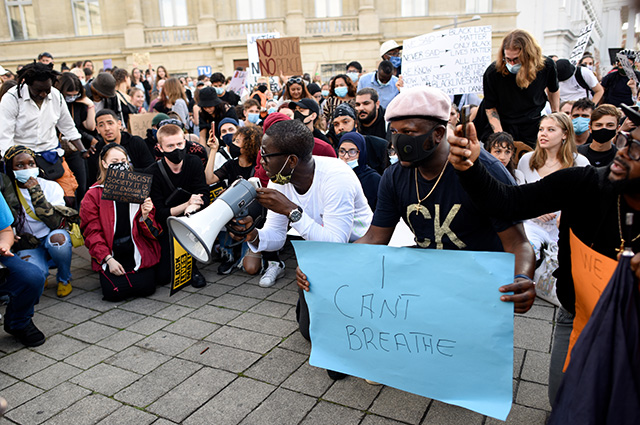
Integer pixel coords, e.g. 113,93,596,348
259,261,285,287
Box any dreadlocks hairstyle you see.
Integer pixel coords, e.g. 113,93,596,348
15,61,60,99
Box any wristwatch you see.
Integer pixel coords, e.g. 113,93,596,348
288,206,303,223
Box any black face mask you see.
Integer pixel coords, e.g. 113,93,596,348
228,143,241,159
163,146,186,164
591,128,617,144
294,110,310,124
257,84,267,93
221,133,234,147
391,126,440,164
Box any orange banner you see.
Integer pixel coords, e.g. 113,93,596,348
565,230,617,370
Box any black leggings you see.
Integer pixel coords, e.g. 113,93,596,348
296,287,311,341
99,266,156,301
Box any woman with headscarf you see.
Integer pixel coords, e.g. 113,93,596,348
337,132,381,210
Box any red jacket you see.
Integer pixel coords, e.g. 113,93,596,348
80,185,163,272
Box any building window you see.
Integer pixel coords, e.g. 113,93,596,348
401,0,428,17
159,0,188,27
315,0,341,18
465,0,491,13
71,0,102,36
5,0,37,40
236,0,266,20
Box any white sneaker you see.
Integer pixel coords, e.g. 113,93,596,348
259,261,285,288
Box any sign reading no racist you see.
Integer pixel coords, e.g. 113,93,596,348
101,168,153,204
256,37,304,77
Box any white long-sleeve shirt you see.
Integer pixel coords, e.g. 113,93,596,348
250,156,373,253
0,85,81,156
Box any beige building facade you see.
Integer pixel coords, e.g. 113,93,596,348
0,0,519,79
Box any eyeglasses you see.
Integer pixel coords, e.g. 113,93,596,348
503,55,520,65
288,77,303,85
616,132,640,160
260,148,290,161
338,148,359,158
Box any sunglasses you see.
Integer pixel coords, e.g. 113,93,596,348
288,77,303,85
157,118,184,130
260,148,290,161
616,132,640,161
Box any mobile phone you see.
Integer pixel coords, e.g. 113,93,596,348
460,105,471,139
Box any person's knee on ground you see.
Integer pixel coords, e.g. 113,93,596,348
243,251,262,275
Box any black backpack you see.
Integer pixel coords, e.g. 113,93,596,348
574,67,595,98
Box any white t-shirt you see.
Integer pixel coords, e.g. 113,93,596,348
559,67,599,102
251,156,373,253
19,177,65,238
517,151,590,183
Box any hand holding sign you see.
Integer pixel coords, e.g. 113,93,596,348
140,197,153,220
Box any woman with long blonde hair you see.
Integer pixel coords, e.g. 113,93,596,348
153,77,189,124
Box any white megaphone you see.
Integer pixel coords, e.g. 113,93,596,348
167,177,261,263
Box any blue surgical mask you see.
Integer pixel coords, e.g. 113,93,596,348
14,168,39,184
188,81,194,88
572,117,590,135
389,155,398,165
65,94,80,103
321,90,330,97
346,72,359,83
377,76,390,87
389,56,402,68
347,159,358,169
267,107,277,114
215,87,225,95
506,63,521,74
335,87,348,98
247,113,260,124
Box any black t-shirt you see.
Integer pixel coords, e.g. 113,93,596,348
312,128,331,145
214,159,254,184
373,149,516,251
577,143,617,167
483,57,559,124
220,91,240,106
601,69,640,107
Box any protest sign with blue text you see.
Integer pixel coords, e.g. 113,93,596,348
292,241,514,420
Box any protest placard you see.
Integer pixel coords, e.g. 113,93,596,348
101,167,153,204
402,25,492,95
568,23,595,67
293,241,514,420
128,112,157,138
197,66,212,77
256,37,303,76
617,52,639,86
103,59,113,70
170,235,193,295
228,70,247,96
247,32,280,86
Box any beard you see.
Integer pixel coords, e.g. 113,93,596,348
608,159,640,194
359,109,377,125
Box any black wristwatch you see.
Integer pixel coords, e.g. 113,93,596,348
288,206,303,223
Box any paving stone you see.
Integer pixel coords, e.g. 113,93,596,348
66,291,123,312
179,341,261,373
514,316,553,353
30,314,74,336
64,345,115,370
283,305,297,321
229,283,277,299
323,376,383,410
369,386,431,424
115,358,201,407
96,330,145,352
5,382,90,424
25,361,82,390
164,317,219,340
151,419,179,425
514,348,525,378
248,300,292,318
187,305,242,324
1,381,43,410
148,285,189,302
517,303,556,321
0,334,27,354
45,393,121,425
70,363,141,396
197,283,233,298
239,387,316,425
96,405,157,425
516,380,552,411
147,367,236,422
0,350,56,379
105,345,171,374
175,293,213,309
68,275,101,291
278,331,311,355
126,316,171,335
300,400,364,425
38,302,100,324
119,297,170,315
266,289,299,305
360,414,410,425
210,293,261,311
62,321,119,343
33,295,61,312
136,331,197,356
30,333,88,361
0,372,17,390
153,304,195,321
92,309,146,329
521,351,551,385
281,362,334,397
244,347,308,385
485,404,548,425
217,274,252,288
228,312,298,337
421,400,483,424
205,325,281,353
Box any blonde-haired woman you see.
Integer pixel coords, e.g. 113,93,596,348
153,77,189,124
481,29,560,147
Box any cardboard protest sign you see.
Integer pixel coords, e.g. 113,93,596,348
293,241,514,420
402,26,492,95
256,37,303,77
565,230,617,370
103,59,113,70
616,52,639,86
228,70,247,96
128,112,158,138
170,234,193,295
101,168,153,204
247,32,280,86
568,23,595,67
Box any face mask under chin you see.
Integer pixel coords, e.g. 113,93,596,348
270,156,294,185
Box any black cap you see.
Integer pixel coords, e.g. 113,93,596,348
38,52,53,60
307,83,321,95
555,59,576,82
332,102,357,122
288,98,320,116
198,87,222,108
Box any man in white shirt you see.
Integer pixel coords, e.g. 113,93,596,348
556,59,604,104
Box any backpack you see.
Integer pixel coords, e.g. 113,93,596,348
574,67,594,98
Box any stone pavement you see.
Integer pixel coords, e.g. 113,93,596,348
0,243,554,424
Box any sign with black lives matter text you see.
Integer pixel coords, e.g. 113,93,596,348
101,168,153,204
568,23,594,67
402,26,492,95
256,37,304,77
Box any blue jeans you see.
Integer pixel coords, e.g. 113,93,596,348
16,229,73,284
0,255,46,329
548,307,574,406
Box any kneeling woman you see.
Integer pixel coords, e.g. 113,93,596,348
4,145,74,297
80,144,162,301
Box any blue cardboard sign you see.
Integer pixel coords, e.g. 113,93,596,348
197,66,212,77
292,241,514,420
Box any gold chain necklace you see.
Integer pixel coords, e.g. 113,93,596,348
616,195,640,252
413,161,448,214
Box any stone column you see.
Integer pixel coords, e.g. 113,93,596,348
358,0,379,35
123,0,145,49
197,0,217,44
285,0,305,37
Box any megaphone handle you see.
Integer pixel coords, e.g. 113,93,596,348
225,215,262,248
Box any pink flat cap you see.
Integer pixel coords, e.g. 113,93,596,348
385,86,451,123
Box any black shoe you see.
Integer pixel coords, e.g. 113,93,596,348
327,369,347,380
191,271,206,288
217,258,238,275
5,319,46,347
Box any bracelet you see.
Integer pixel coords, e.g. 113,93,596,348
87,104,95,109
514,274,532,281
249,232,259,244
103,255,113,264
